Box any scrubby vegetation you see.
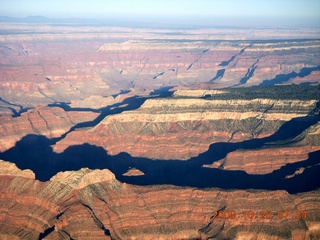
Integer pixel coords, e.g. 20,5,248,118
205,84,319,100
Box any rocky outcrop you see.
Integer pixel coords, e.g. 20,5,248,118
204,121,320,174
0,106,99,152
204,146,320,174
68,88,152,109
53,96,318,160
0,160,35,179
122,167,145,176
69,95,118,109
50,168,115,190
0,161,319,239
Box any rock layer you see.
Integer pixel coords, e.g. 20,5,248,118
1,21,320,240
0,106,99,152
204,120,320,174
54,96,318,160
0,161,319,240
1,22,319,112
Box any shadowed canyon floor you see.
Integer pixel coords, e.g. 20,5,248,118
0,85,319,239
1,114,319,194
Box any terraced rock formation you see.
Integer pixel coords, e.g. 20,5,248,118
0,160,319,240
1,21,320,240
0,106,98,152
53,87,319,163
1,22,320,114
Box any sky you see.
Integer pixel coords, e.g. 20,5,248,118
0,0,319,27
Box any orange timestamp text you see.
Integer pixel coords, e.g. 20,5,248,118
211,209,307,220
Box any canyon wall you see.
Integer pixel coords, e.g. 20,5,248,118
0,23,319,114
0,161,319,240
0,106,98,152
0,22,319,240
53,95,319,162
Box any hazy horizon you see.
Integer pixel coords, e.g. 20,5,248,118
0,0,319,28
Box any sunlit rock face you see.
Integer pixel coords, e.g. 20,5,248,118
0,161,319,240
0,106,99,152
53,93,319,162
0,22,320,240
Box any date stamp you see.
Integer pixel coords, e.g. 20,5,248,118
212,210,307,220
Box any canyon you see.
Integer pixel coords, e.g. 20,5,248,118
53,89,319,161
1,22,320,115
0,160,319,240
0,20,319,239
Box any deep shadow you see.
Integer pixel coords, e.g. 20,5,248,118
218,47,248,67
39,226,55,240
238,59,259,85
48,87,174,142
210,69,225,83
0,97,32,117
259,65,320,86
0,114,319,194
149,86,175,97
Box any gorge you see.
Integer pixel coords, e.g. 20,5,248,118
0,20,319,239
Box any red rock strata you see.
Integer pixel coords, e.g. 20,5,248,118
0,106,98,152
0,23,319,111
53,97,317,161
0,161,319,239
204,146,320,174
204,121,320,174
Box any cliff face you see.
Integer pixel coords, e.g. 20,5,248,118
53,96,318,161
1,22,320,239
0,161,319,240
97,39,320,88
